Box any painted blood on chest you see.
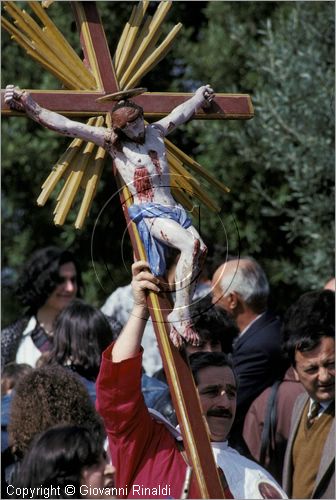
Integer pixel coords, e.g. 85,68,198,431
134,166,154,202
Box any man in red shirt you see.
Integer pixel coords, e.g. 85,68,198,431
96,261,286,499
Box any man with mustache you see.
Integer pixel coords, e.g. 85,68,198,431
96,260,287,499
282,303,335,498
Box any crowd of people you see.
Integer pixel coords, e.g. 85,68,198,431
1,244,334,499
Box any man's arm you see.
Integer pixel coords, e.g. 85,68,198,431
111,260,160,362
4,84,109,149
153,84,215,136
96,260,162,492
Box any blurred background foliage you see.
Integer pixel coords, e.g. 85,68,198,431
1,1,334,326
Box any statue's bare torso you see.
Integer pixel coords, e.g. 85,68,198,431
111,125,174,206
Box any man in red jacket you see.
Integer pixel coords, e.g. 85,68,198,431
96,261,287,499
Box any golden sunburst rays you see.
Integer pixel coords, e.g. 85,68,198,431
2,1,108,228
113,1,182,90
2,1,96,90
2,1,229,229
37,116,106,229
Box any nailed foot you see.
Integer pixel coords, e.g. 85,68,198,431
169,326,184,349
168,310,200,348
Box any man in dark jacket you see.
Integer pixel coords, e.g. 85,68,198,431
211,256,284,449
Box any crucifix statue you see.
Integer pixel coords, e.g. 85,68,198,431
2,2,254,497
5,83,213,348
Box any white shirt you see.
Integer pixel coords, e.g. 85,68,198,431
212,441,287,499
15,316,41,367
308,398,333,420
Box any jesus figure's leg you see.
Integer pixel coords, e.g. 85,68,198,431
145,217,207,347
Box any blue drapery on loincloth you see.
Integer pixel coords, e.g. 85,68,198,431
128,203,192,276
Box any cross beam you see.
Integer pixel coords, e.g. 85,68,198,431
1,90,253,120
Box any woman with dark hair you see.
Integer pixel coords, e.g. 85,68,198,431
1,246,83,368
41,299,113,401
13,425,113,499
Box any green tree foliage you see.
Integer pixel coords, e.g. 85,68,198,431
173,1,334,308
2,1,334,325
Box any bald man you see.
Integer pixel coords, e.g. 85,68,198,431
211,257,284,451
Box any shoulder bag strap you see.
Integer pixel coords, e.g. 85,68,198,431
259,380,281,466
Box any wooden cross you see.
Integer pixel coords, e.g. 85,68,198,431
1,2,254,497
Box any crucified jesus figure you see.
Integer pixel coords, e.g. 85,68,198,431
5,83,214,348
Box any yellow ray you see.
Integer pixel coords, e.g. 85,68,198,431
2,2,96,90
115,1,150,77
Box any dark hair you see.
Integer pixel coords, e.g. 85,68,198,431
1,362,33,395
282,290,335,366
13,425,104,499
46,299,113,380
111,99,143,139
190,296,238,353
15,246,83,314
8,365,105,459
282,290,335,340
283,324,335,367
189,351,235,386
